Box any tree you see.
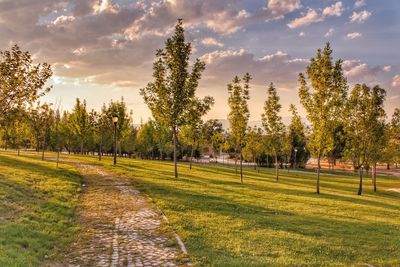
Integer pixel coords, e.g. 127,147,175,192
0,44,52,119
29,103,54,160
287,104,309,168
298,43,348,194
243,127,263,170
107,98,133,156
140,19,214,178
382,108,400,169
69,98,90,154
344,84,386,195
262,83,285,181
201,119,224,157
227,73,251,183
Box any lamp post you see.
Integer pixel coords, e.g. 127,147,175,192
112,115,118,166
294,148,298,170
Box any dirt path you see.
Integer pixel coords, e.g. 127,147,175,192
60,163,190,267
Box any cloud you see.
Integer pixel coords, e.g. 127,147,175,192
124,0,252,39
343,60,390,84
350,10,371,23
346,32,362,39
287,2,343,29
201,37,224,47
199,49,308,86
322,1,344,17
324,28,334,37
261,0,302,20
287,8,323,28
392,74,400,87
383,66,391,72
354,0,366,9
93,0,119,14
52,15,75,26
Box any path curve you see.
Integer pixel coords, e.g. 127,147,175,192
61,162,191,267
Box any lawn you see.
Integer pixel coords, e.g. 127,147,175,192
0,152,81,266
1,151,399,266
76,155,400,266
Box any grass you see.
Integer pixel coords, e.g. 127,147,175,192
73,155,400,267
1,151,399,266
0,152,81,266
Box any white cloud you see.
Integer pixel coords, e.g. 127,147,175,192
201,37,224,47
262,0,302,20
200,49,246,64
346,32,362,39
350,10,371,23
287,2,343,29
392,74,400,87
343,60,389,83
93,0,118,14
354,0,366,9
287,9,323,29
199,49,308,87
52,15,75,26
299,31,305,37
383,66,391,72
322,1,344,17
324,28,334,37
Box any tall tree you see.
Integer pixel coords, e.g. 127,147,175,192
298,43,348,194
344,84,386,195
262,83,285,181
382,108,400,169
287,104,309,168
69,98,89,154
0,44,52,119
228,73,251,183
140,19,214,178
243,127,263,170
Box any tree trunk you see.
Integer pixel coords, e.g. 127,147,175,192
80,141,83,155
240,152,243,183
57,149,60,168
358,166,363,195
275,152,279,181
316,155,321,194
173,129,178,178
253,156,256,170
235,154,238,175
17,148,20,156
41,147,45,161
373,163,377,192
99,143,102,161
190,145,194,170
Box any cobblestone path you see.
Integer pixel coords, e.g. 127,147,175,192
62,163,190,267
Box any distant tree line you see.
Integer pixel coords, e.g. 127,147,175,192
1,20,399,195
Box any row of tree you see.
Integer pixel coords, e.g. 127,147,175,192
1,20,399,196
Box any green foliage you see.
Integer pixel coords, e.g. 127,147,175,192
242,127,263,164
298,43,348,193
227,73,251,152
262,82,285,179
286,104,309,168
344,84,387,168
0,44,52,119
140,19,213,177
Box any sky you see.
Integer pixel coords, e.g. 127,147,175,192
0,0,399,124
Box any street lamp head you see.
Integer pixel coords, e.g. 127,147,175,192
112,115,118,124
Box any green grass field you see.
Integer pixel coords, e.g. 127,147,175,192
0,152,81,266
78,155,400,267
1,151,400,266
